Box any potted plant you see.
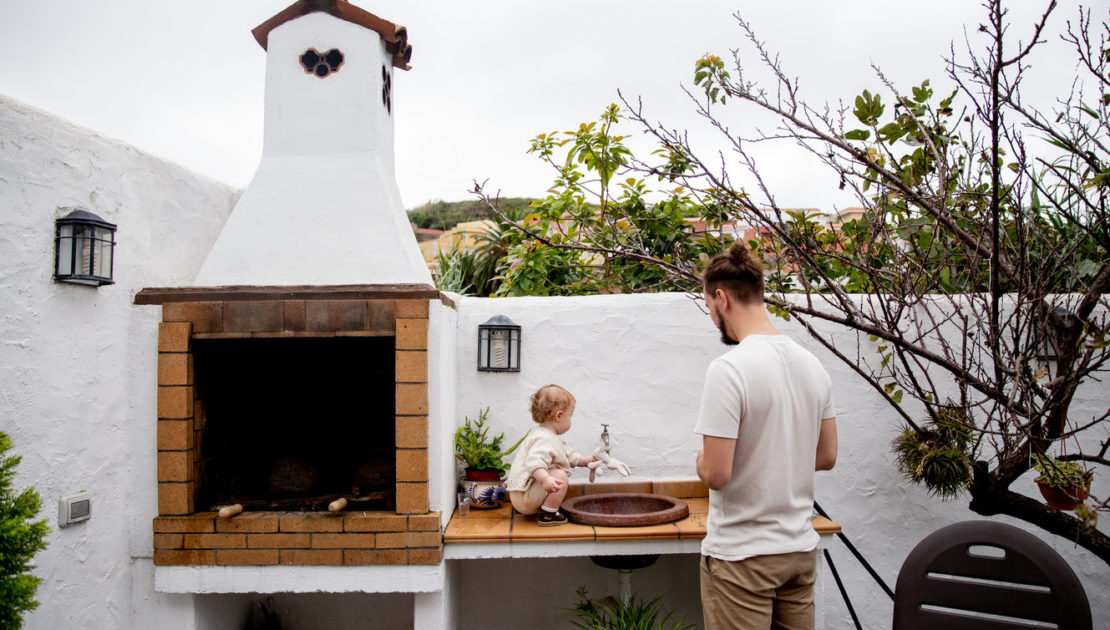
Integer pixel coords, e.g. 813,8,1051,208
570,587,695,630
1031,453,1093,511
454,408,526,508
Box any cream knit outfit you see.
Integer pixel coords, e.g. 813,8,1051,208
505,425,583,513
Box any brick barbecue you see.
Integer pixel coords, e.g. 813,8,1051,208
134,1,443,570
136,289,441,567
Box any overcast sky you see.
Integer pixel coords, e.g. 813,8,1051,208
0,1,1078,209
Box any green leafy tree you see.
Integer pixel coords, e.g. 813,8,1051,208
0,433,49,629
481,104,728,297
477,1,1110,564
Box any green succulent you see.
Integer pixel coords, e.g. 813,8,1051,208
893,406,974,499
1030,453,1091,490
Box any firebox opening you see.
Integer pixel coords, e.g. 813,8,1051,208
193,336,396,512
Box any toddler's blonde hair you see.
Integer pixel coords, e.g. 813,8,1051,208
530,384,575,424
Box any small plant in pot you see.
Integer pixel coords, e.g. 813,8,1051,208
570,586,695,630
455,408,526,508
1031,453,1093,511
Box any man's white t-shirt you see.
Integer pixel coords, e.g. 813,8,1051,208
694,334,834,561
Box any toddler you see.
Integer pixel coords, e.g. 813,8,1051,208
505,384,597,526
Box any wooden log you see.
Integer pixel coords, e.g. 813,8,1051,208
328,497,348,513
204,491,390,513
218,504,244,518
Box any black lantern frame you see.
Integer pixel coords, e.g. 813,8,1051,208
477,315,521,372
1035,306,1070,361
54,209,116,286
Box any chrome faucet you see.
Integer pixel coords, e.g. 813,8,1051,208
600,424,610,450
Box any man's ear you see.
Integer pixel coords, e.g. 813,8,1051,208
713,288,730,310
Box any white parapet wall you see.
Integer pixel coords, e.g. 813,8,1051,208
0,94,237,629
453,293,723,481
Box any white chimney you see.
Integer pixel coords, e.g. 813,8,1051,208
193,1,432,287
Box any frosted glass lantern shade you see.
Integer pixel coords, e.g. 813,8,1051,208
54,209,116,286
477,315,521,372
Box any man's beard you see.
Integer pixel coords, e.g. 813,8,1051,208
713,303,739,346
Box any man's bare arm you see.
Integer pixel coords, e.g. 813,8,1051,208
697,436,736,490
815,417,838,471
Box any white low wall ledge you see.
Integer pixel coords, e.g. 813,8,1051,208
445,539,702,560
444,534,836,561
154,564,444,594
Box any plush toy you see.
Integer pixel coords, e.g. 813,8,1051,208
588,447,631,482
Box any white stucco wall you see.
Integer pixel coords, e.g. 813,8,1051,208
429,298,460,528
453,555,703,628
453,294,721,481
451,293,1110,629
0,94,237,629
193,592,413,630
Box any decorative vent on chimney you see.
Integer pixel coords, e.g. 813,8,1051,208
381,65,392,114
300,48,344,77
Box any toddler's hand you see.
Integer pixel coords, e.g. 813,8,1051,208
542,475,563,493
588,460,605,483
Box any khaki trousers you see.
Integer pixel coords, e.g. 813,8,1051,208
700,550,817,630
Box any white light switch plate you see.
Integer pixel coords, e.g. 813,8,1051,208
59,491,91,527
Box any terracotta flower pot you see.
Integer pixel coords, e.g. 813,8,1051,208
465,468,502,482
1035,476,1092,511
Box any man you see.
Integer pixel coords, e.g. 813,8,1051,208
695,241,838,630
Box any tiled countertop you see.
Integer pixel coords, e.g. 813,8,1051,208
443,480,841,559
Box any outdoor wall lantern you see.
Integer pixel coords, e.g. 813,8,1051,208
54,209,116,286
1036,306,1070,361
477,315,521,372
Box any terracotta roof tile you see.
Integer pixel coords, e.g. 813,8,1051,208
252,0,412,70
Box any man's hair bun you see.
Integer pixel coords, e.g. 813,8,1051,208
702,240,764,304
728,241,762,276
728,242,750,265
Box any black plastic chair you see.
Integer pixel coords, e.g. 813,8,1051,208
893,520,1091,629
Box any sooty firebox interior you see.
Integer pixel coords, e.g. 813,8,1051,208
192,336,395,512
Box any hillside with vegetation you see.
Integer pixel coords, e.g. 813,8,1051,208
406,198,536,231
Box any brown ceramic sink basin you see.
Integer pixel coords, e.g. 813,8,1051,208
562,493,689,527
